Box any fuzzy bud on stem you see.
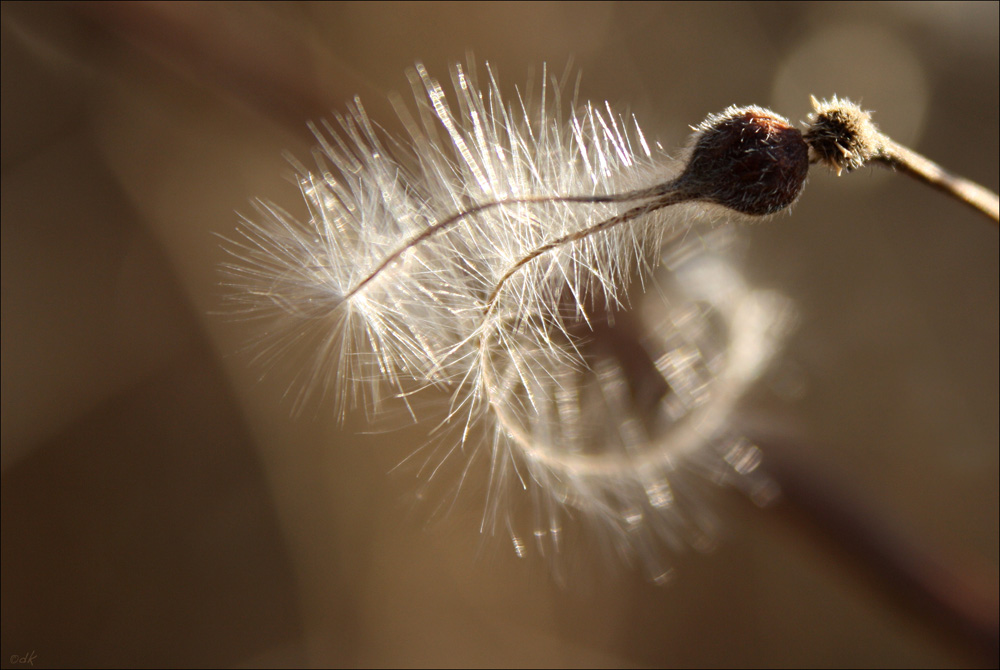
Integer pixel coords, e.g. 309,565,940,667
805,96,999,225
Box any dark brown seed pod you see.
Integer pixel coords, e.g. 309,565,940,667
677,105,810,216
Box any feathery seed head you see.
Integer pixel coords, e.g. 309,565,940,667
226,62,793,580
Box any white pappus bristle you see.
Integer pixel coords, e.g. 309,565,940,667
223,61,791,582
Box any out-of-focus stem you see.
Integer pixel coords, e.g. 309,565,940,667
591,305,998,663
606,311,998,663
752,436,999,667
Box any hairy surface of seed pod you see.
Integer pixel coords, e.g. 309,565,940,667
680,106,810,215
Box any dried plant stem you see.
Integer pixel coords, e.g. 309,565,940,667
877,139,1000,225
483,190,692,315
342,188,668,301
805,96,999,226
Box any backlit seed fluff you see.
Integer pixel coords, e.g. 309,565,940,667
224,62,793,581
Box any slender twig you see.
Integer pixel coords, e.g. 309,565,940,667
805,96,999,226
878,138,1000,224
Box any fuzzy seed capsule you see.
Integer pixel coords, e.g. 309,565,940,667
679,105,810,216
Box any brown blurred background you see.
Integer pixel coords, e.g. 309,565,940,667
2,2,997,667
